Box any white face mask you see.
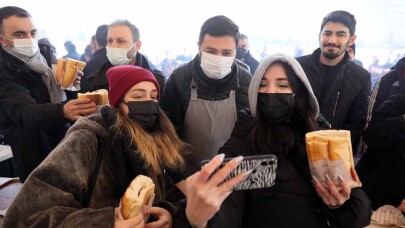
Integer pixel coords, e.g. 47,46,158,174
1,35,39,58
106,45,136,66
200,52,234,79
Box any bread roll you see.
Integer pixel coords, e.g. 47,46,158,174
59,58,87,89
95,89,109,105
121,175,155,220
305,130,353,171
371,205,405,226
77,89,108,106
55,59,67,84
76,61,87,71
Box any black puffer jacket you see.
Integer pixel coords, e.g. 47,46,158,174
0,47,69,182
368,56,405,115
297,49,371,154
80,52,166,93
160,54,251,138
356,94,405,210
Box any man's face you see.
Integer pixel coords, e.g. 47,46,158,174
199,34,236,57
0,15,37,48
107,25,140,50
319,22,354,60
238,38,248,49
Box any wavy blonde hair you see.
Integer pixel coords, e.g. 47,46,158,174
112,108,187,175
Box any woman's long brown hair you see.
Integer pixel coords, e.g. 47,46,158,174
112,107,188,175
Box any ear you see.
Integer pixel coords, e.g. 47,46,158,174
348,35,356,46
135,40,142,52
0,36,7,47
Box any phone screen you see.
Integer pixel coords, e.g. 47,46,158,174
200,154,277,191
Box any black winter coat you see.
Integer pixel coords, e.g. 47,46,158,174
242,51,259,75
0,47,69,181
80,52,166,94
174,109,372,228
356,94,405,210
160,54,251,138
297,49,371,154
82,47,108,78
368,56,405,115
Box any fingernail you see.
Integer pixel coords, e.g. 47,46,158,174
312,176,319,183
216,153,225,161
325,174,331,182
233,156,243,164
242,169,253,177
338,176,344,183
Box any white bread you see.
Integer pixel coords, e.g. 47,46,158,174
57,58,86,89
77,89,109,106
306,130,353,171
55,59,67,84
121,175,155,220
371,205,405,226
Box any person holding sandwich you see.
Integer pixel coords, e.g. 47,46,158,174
3,65,189,228
174,53,372,228
0,6,96,182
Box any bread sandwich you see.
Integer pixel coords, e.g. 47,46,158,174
121,175,155,220
77,89,109,106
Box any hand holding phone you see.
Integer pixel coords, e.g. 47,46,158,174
200,154,277,191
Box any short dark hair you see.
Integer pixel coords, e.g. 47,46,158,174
95,24,108,47
198,15,240,47
240,34,248,40
109,19,140,42
0,6,31,34
320,10,356,36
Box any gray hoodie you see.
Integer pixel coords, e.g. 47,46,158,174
248,53,319,118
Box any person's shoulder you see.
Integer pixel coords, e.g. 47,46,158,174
169,61,193,79
349,61,370,75
296,53,312,63
235,64,252,83
66,114,108,139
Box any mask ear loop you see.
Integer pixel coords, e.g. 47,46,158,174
0,34,12,47
126,42,138,58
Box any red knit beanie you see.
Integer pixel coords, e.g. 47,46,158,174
106,65,160,107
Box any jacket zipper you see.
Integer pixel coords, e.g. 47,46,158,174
332,91,340,117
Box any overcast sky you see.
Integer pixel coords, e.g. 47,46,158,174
2,0,405,66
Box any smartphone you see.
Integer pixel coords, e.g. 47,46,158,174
200,154,277,191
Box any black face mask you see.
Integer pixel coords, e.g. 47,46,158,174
236,48,248,60
257,93,295,123
123,101,160,130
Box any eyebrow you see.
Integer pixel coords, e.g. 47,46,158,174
129,88,158,93
12,28,36,36
261,77,289,81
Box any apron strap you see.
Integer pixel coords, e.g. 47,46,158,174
190,77,198,101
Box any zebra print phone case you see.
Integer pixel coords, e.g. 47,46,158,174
200,154,278,191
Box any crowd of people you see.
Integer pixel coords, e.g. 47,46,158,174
1,5,404,228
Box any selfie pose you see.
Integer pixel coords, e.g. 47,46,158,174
3,65,189,228
176,53,372,228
